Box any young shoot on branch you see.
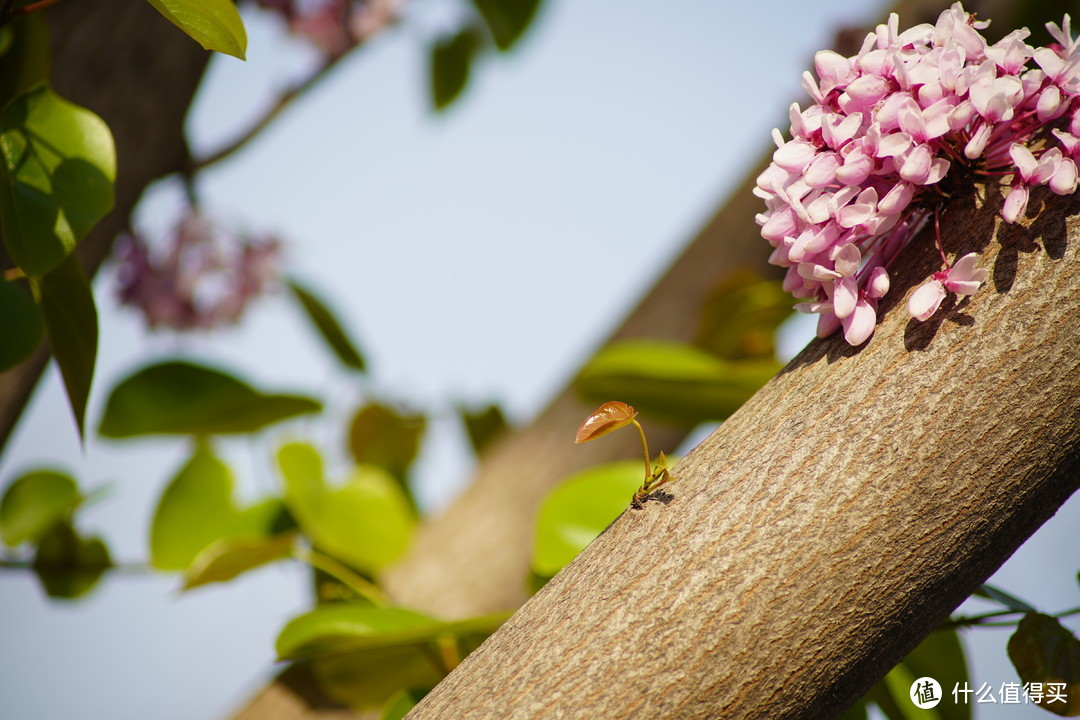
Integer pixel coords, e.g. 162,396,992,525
574,401,673,509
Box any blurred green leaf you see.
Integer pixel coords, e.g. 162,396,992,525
289,605,508,709
1007,613,1080,716
380,688,430,720
0,85,115,276
430,30,476,110
975,583,1038,614
32,521,111,599
347,402,424,480
277,604,439,660
696,273,793,360
151,445,282,570
0,469,81,546
0,276,42,371
98,360,322,438
576,339,779,425
33,253,98,439
182,530,297,590
533,460,642,577
459,402,509,456
287,279,366,373
874,626,970,720
315,645,443,711
470,0,541,51
839,700,868,720
142,0,247,59
278,443,416,573
0,14,50,108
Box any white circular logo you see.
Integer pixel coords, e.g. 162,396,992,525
910,677,942,709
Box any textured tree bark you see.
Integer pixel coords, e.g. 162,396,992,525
0,0,210,451
405,189,1080,719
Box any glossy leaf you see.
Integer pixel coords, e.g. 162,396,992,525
876,626,970,720
287,279,366,373
470,0,541,51
0,276,42,371
33,253,98,438
0,85,115,276
0,469,81,547
576,339,780,425
380,688,430,720
696,273,793,360
975,583,1038,614
347,402,424,479
574,401,637,444
98,360,322,438
458,402,510,456
182,531,297,590
0,14,50,107
430,30,475,110
150,445,283,570
32,521,111,599
1007,613,1080,716
533,460,642,577
142,0,247,59
278,443,415,573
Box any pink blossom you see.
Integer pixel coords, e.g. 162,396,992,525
757,3,1080,342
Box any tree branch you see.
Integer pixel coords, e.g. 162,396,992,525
406,189,1080,719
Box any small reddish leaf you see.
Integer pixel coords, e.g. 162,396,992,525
575,401,637,444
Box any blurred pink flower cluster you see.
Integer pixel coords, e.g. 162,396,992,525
115,216,281,331
756,3,1080,345
255,0,401,56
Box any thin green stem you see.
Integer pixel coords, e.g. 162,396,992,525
630,419,651,480
293,546,389,607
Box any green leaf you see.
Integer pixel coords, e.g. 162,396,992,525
0,276,42,371
1007,613,1080,716
277,604,439,661
576,339,779,426
182,530,297,590
839,701,867,720
288,279,365,373
277,602,510,661
347,402,425,480
0,469,81,546
98,360,322,438
975,583,1038,614
875,627,970,720
142,0,247,60
695,272,794,360
314,646,443,711
470,0,541,51
430,30,476,110
380,688,431,720
150,445,282,570
284,606,509,709
278,443,416,573
458,402,509,456
32,521,111,599
532,460,642,577
33,253,98,438
0,85,115,276
0,14,50,107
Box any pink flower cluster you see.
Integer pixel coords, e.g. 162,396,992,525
115,215,281,331
756,3,1080,345
255,0,400,56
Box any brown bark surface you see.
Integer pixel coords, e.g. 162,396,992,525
405,190,1080,719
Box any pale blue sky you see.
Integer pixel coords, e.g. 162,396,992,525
1,2,1076,718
